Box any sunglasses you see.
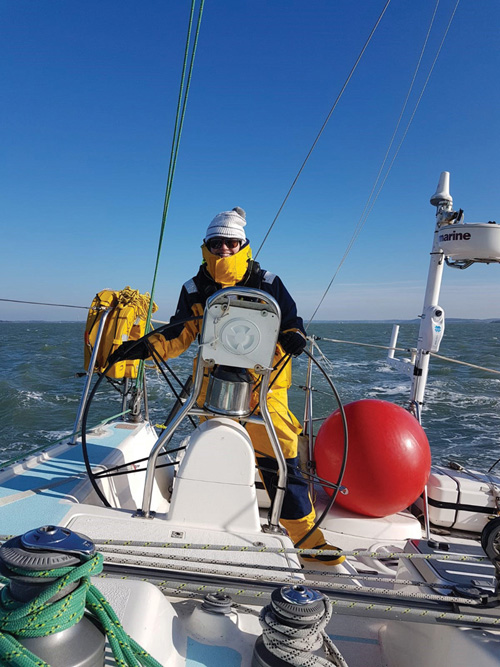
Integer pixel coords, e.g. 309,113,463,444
207,238,242,250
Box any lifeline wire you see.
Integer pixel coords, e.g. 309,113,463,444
319,335,500,374
0,297,87,309
307,337,500,448
307,0,461,326
254,0,392,260
0,410,130,472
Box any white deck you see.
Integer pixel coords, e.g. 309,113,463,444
2,416,500,666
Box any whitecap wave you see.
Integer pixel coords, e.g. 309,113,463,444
21,390,44,403
366,384,410,396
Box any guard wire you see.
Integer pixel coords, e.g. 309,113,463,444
93,445,187,479
0,297,87,309
293,348,348,549
255,457,345,495
145,345,197,429
80,316,203,508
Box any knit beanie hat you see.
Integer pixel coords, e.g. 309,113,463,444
205,207,247,242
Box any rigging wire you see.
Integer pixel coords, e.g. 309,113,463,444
138,0,205,384
318,334,500,375
0,297,87,309
362,0,461,208
253,0,392,260
1,2,205,327
307,0,461,327
306,0,442,327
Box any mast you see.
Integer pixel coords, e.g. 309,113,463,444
408,172,451,421
403,171,500,421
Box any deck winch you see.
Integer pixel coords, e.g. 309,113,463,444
0,525,105,667
252,584,348,667
0,526,165,667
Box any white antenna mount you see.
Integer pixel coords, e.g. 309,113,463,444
430,171,453,208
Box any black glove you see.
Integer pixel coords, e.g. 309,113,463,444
278,330,307,356
107,338,151,366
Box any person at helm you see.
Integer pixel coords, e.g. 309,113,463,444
111,207,344,565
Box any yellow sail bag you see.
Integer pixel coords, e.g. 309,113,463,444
84,287,158,378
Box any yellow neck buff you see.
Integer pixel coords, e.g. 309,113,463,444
201,243,253,288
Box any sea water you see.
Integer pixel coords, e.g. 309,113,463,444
0,321,499,471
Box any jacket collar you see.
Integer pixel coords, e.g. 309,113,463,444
201,243,252,288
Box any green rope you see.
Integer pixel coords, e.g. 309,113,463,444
137,0,205,388
0,553,162,667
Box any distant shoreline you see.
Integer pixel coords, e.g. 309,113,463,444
2,319,499,325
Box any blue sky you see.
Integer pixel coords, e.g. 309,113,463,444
1,0,499,322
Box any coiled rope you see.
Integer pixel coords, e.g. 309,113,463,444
258,597,348,666
115,287,157,323
0,552,162,667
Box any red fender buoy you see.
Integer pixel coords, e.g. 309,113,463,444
315,399,431,517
